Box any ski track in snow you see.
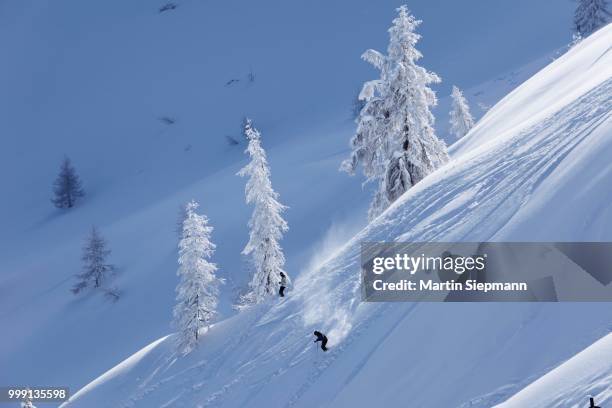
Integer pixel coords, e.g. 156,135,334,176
116,308,268,408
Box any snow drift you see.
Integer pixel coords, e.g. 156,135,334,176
61,23,612,408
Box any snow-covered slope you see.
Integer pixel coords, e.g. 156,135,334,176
495,333,612,408
0,1,578,400
61,24,612,408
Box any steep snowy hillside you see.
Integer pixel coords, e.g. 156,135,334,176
0,0,578,401
494,333,612,408
61,24,612,408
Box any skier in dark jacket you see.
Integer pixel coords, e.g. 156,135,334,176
313,330,328,351
279,272,288,297
589,397,601,408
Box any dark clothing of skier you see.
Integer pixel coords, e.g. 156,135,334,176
279,272,288,297
313,331,328,351
590,398,600,408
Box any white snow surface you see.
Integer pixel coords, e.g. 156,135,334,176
58,24,612,408
495,333,612,408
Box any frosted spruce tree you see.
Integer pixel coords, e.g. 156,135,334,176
238,119,289,304
574,0,611,38
21,392,36,408
449,85,475,139
341,5,449,220
51,156,84,208
72,226,117,298
173,200,222,354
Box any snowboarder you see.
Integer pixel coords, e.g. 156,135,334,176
589,397,600,408
279,272,288,297
313,330,328,351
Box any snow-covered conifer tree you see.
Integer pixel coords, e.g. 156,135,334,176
21,394,36,408
72,227,116,296
341,6,449,220
449,85,475,139
574,0,611,37
173,200,222,354
237,119,289,303
51,156,84,208
20,389,36,408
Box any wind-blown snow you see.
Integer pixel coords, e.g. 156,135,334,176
60,23,612,408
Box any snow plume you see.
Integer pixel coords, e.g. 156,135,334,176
299,264,355,347
300,220,362,284
296,221,366,345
